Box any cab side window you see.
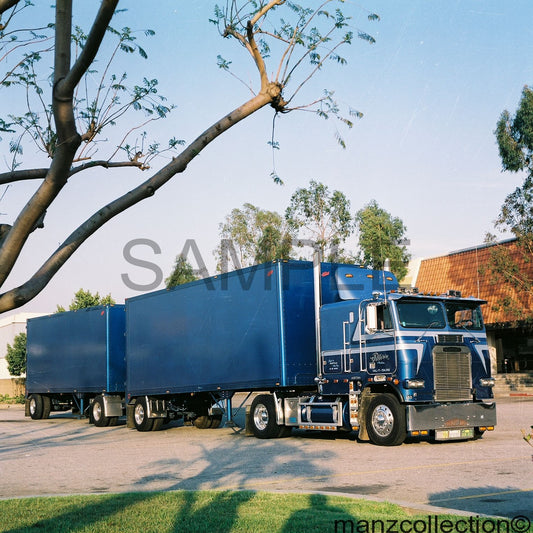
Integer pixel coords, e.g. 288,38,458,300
376,304,392,330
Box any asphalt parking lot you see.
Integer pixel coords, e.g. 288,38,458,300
1,396,532,520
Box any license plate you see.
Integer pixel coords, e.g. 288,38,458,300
435,428,474,440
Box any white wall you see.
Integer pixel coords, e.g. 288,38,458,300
0,313,46,378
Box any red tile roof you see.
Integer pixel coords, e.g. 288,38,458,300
416,239,533,326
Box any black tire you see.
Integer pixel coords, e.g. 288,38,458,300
210,414,223,429
193,415,213,429
133,397,154,432
366,394,406,446
151,418,164,431
278,425,292,438
193,414,223,429
42,395,51,419
28,394,51,420
249,394,286,439
91,396,111,427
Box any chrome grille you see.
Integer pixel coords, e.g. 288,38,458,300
433,346,472,401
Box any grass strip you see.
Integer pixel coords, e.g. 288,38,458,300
0,490,525,533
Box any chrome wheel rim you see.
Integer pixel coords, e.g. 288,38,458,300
93,401,102,421
371,404,394,437
134,403,145,426
253,404,269,431
29,397,36,415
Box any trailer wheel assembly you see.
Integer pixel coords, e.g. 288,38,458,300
193,414,223,429
366,394,406,446
250,394,286,439
91,396,111,427
133,397,154,432
28,394,51,420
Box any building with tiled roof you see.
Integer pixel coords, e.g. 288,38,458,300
415,238,533,374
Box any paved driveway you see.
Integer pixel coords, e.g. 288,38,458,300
1,397,532,520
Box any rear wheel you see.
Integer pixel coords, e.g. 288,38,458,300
366,394,406,446
210,414,223,429
28,394,51,420
91,396,111,427
193,415,213,429
193,414,223,429
133,397,154,432
249,394,287,439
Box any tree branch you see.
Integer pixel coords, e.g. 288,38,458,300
0,0,19,16
0,0,118,288
0,160,146,186
59,0,118,96
0,90,277,312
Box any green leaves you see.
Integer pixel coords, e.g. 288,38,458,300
6,332,26,377
354,200,411,280
166,256,198,289
216,203,292,268
286,180,353,260
55,289,115,313
489,86,533,324
495,86,533,173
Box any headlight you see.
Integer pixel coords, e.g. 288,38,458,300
479,377,495,388
404,379,425,389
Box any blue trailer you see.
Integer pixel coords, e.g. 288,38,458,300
25,305,126,426
125,260,338,431
125,259,496,444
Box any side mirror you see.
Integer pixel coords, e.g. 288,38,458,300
366,305,377,334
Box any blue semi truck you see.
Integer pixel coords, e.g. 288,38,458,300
25,259,496,445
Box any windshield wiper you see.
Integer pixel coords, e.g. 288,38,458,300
416,321,444,342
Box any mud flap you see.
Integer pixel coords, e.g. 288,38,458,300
357,390,376,441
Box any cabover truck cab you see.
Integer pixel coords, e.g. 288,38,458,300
313,265,496,445
126,260,496,445
25,305,126,426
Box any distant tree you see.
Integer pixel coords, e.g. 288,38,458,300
495,86,533,176
6,331,26,376
285,180,353,261
354,200,410,280
255,225,293,264
216,203,292,269
166,256,198,289
486,86,533,322
56,288,115,313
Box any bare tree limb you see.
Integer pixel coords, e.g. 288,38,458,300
0,89,278,311
0,0,19,17
0,0,116,288
59,0,118,97
0,160,146,185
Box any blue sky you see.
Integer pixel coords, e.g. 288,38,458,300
3,1,533,313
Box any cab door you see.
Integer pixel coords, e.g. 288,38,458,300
363,302,397,374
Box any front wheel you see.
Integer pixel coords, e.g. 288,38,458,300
249,394,286,439
366,394,406,446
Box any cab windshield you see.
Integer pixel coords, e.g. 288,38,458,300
445,302,484,330
396,301,446,329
